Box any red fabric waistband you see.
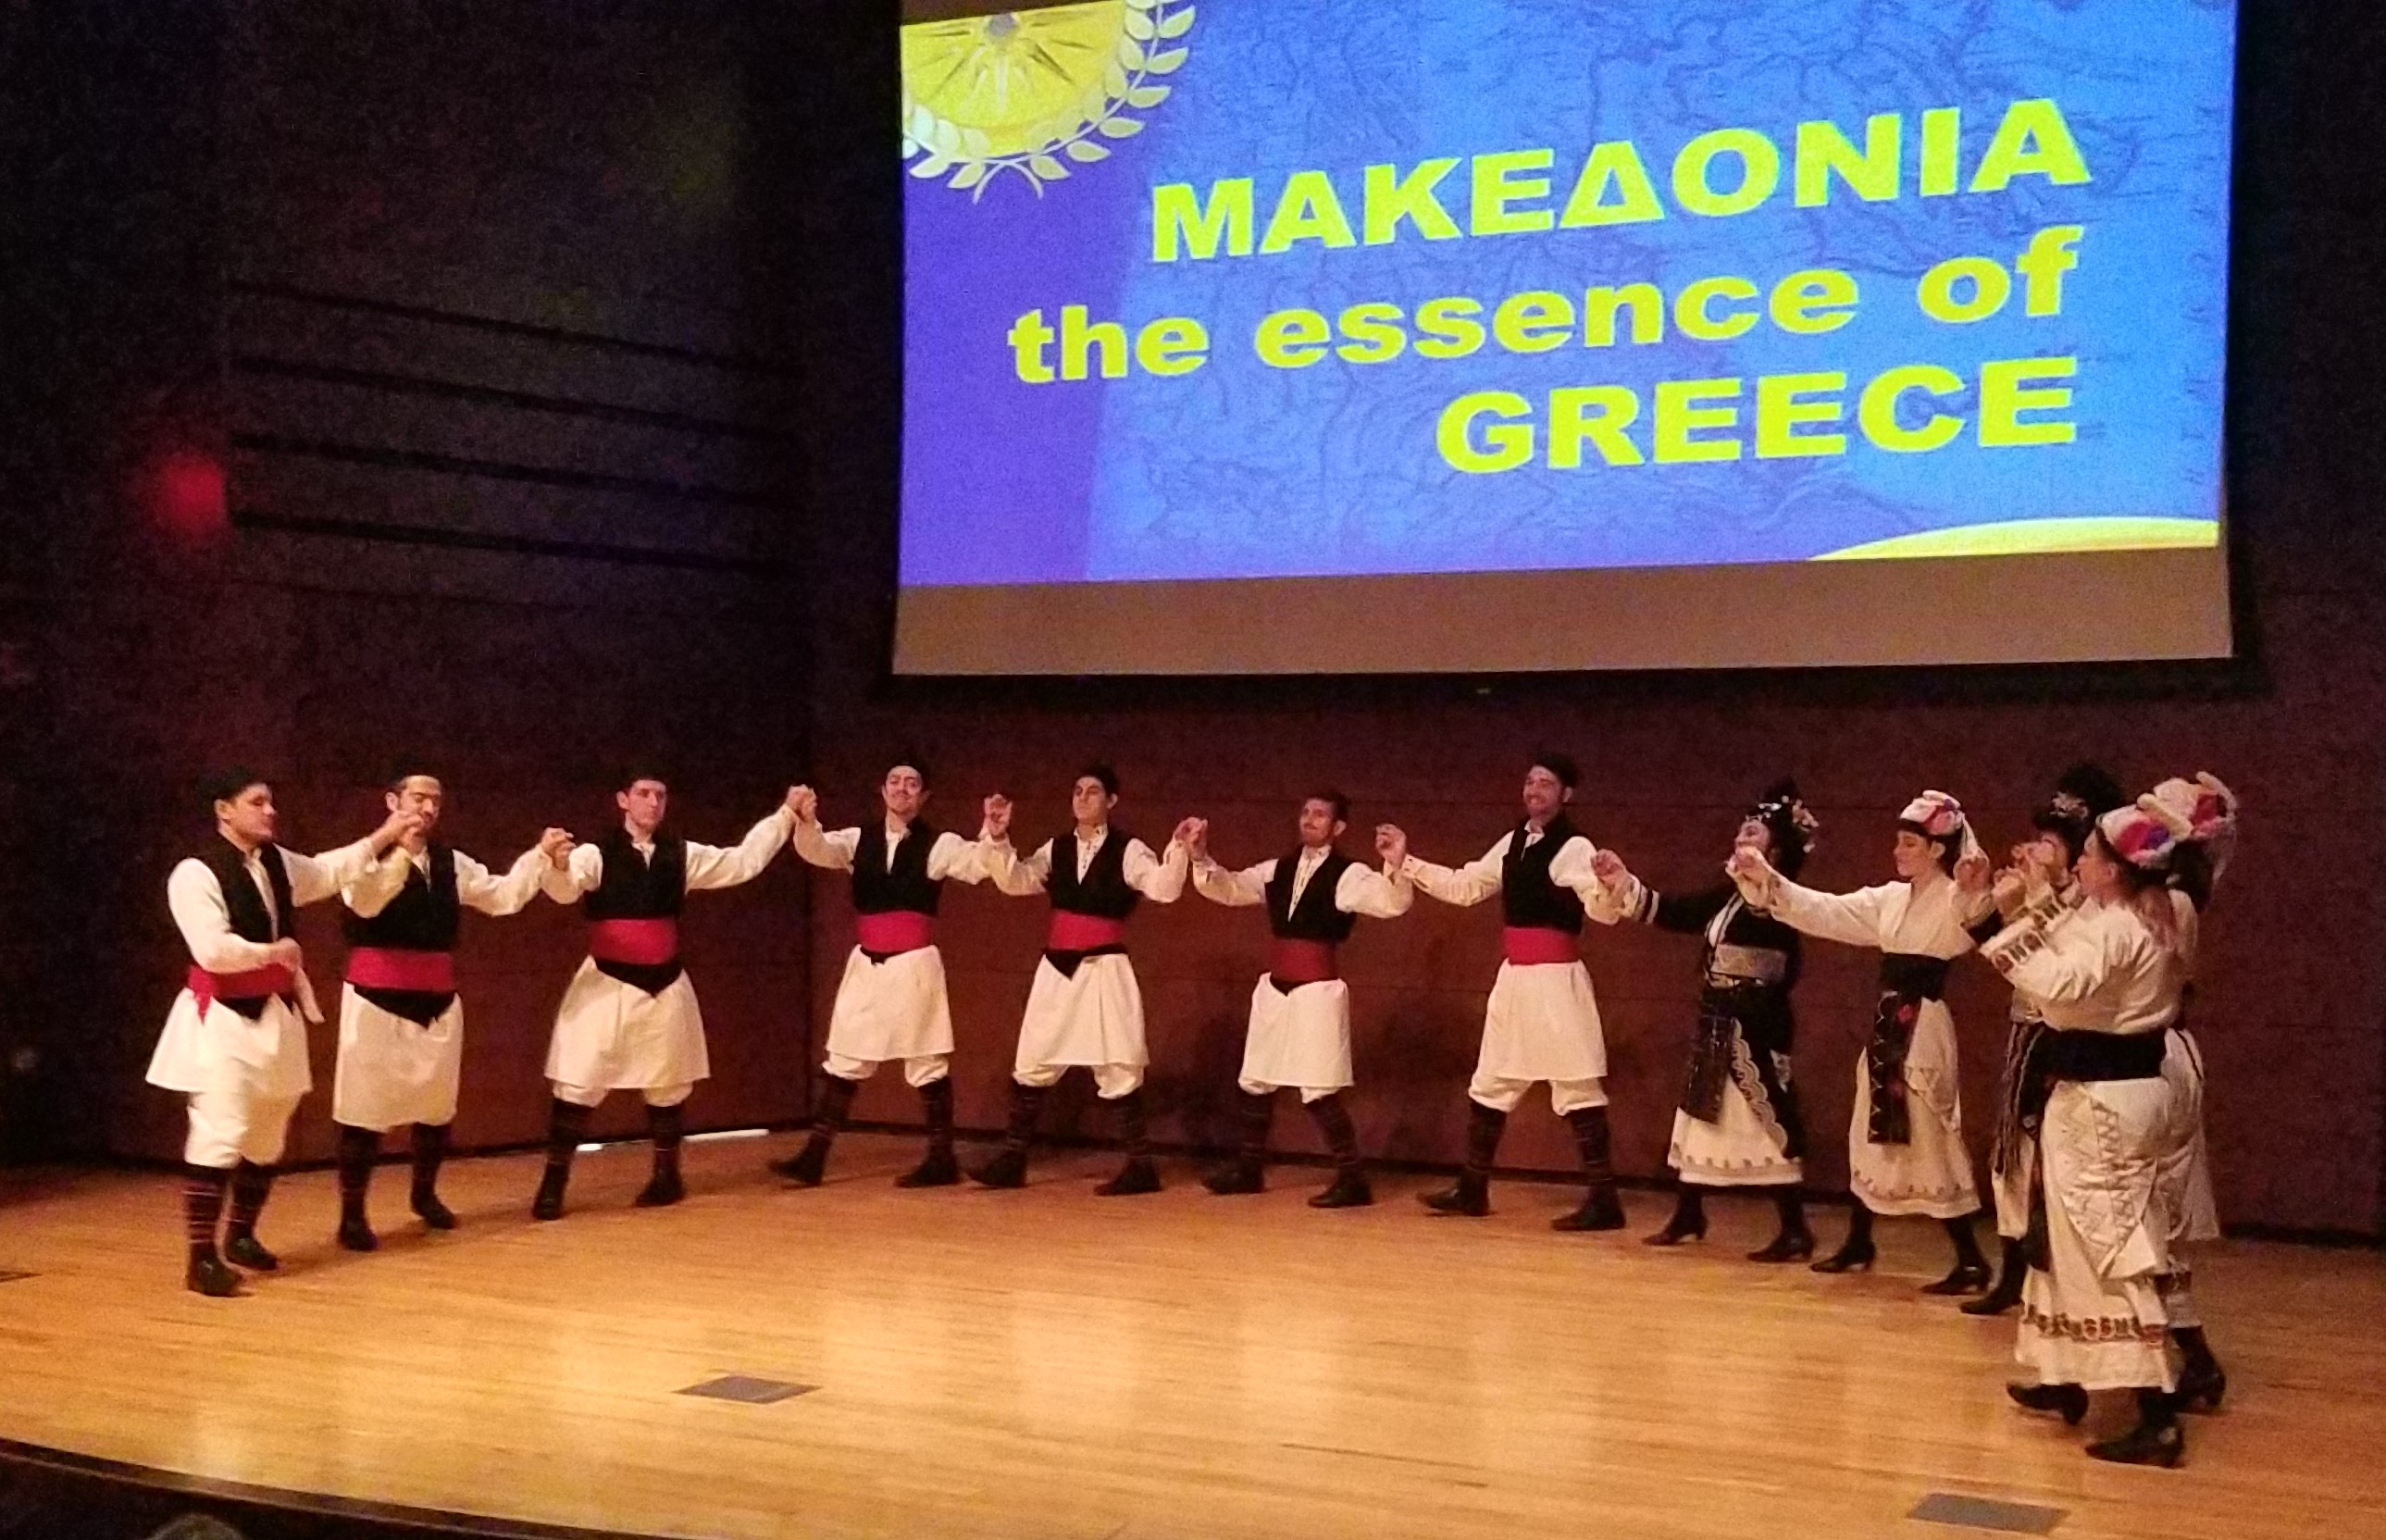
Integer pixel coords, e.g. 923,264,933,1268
187,962,294,1015
346,947,457,992
1501,926,1581,966
589,918,680,966
855,912,936,955
1047,912,1128,952
1268,938,1339,984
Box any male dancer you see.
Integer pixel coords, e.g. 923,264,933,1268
532,773,800,1218
774,758,995,1188
970,764,1188,1195
149,770,417,1295
329,769,569,1250
1378,753,1631,1228
1964,764,2127,1314
1184,793,1411,1207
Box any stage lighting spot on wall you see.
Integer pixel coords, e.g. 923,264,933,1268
155,451,229,537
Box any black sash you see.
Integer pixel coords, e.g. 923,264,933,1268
1680,982,1805,1160
1043,941,1127,980
2032,1027,2168,1091
1866,953,1949,1146
1991,1005,2050,1178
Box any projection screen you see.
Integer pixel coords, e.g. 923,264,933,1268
896,0,2236,675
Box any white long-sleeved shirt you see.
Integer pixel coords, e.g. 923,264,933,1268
1739,863,1989,961
1984,896,2188,1036
1402,826,1626,923
1192,849,1412,920
983,825,1188,902
343,842,550,923
541,807,794,902
791,816,993,885
168,837,383,972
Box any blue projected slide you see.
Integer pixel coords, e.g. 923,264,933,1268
896,0,2236,673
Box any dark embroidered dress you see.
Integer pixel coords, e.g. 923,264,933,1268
1635,883,1806,1164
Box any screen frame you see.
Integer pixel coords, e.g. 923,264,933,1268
889,0,2247,688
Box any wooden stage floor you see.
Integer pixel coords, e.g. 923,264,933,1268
2,1133,2381,1540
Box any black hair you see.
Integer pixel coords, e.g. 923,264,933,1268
885,752,929,786
1529,751,1581,790
2168,839,2217,913
1748,777,1811,879
1306,789,1352,824
617,767,671,792
2030,762,2127,863
385,764,442,794
1076,761,1120,797
203,766,270,808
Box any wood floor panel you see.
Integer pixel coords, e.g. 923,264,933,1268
0,1136,2379,1540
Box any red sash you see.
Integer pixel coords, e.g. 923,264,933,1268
1047,912,1128,952
855,911,936,955
346,947,457,993
1501,926,1580,966
187,962,294,1015
1268,938,1339,985
589,918,680,966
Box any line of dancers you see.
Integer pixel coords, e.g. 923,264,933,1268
152,752,2239,1465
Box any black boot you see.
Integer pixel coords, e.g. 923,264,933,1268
1922,1211,1993,1295
1644,1182,1708,1246
335,1125,380,1252
896,1077,962,1187
2087,1389,2186,1467
634,1102,686,1207
1204,1089,1273,1195
1747,1187,1815,1261
1305,1093,1372,1209
1811,1201,1877,1273
182,1165,242,1298
1422,1101,1504,1216
2172,1326,2228,1412
970,1082,1047,1188
1551,1106,1626,1232
410,1122,457,1229
776,1074,858,1186
1962,1236,2029,1315
1095,1088,1162,1196
532,1098,590,1221
2007,1381,2091,1425
222,1161,280,1271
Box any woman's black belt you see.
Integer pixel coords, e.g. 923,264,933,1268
1878,952,1950,998
2037,1027,2168,1083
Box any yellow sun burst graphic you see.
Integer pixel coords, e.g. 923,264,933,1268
901,0,1195,198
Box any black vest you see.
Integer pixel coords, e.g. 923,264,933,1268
585,828,687,992
1500,816,1586,933
852,821,942,915
584,829,687,919
198,837,296,1020
1048,827,1139,919
342,846,461,1025
1266,848,1359,942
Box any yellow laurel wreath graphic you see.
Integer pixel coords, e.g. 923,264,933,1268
901,0,1194,200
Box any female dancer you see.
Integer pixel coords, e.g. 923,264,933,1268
1594,780,1817,1261
1727,790,1994,1293
1987,803,2194,1466
1966,764,2129,1317
2143,773,2239,1412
